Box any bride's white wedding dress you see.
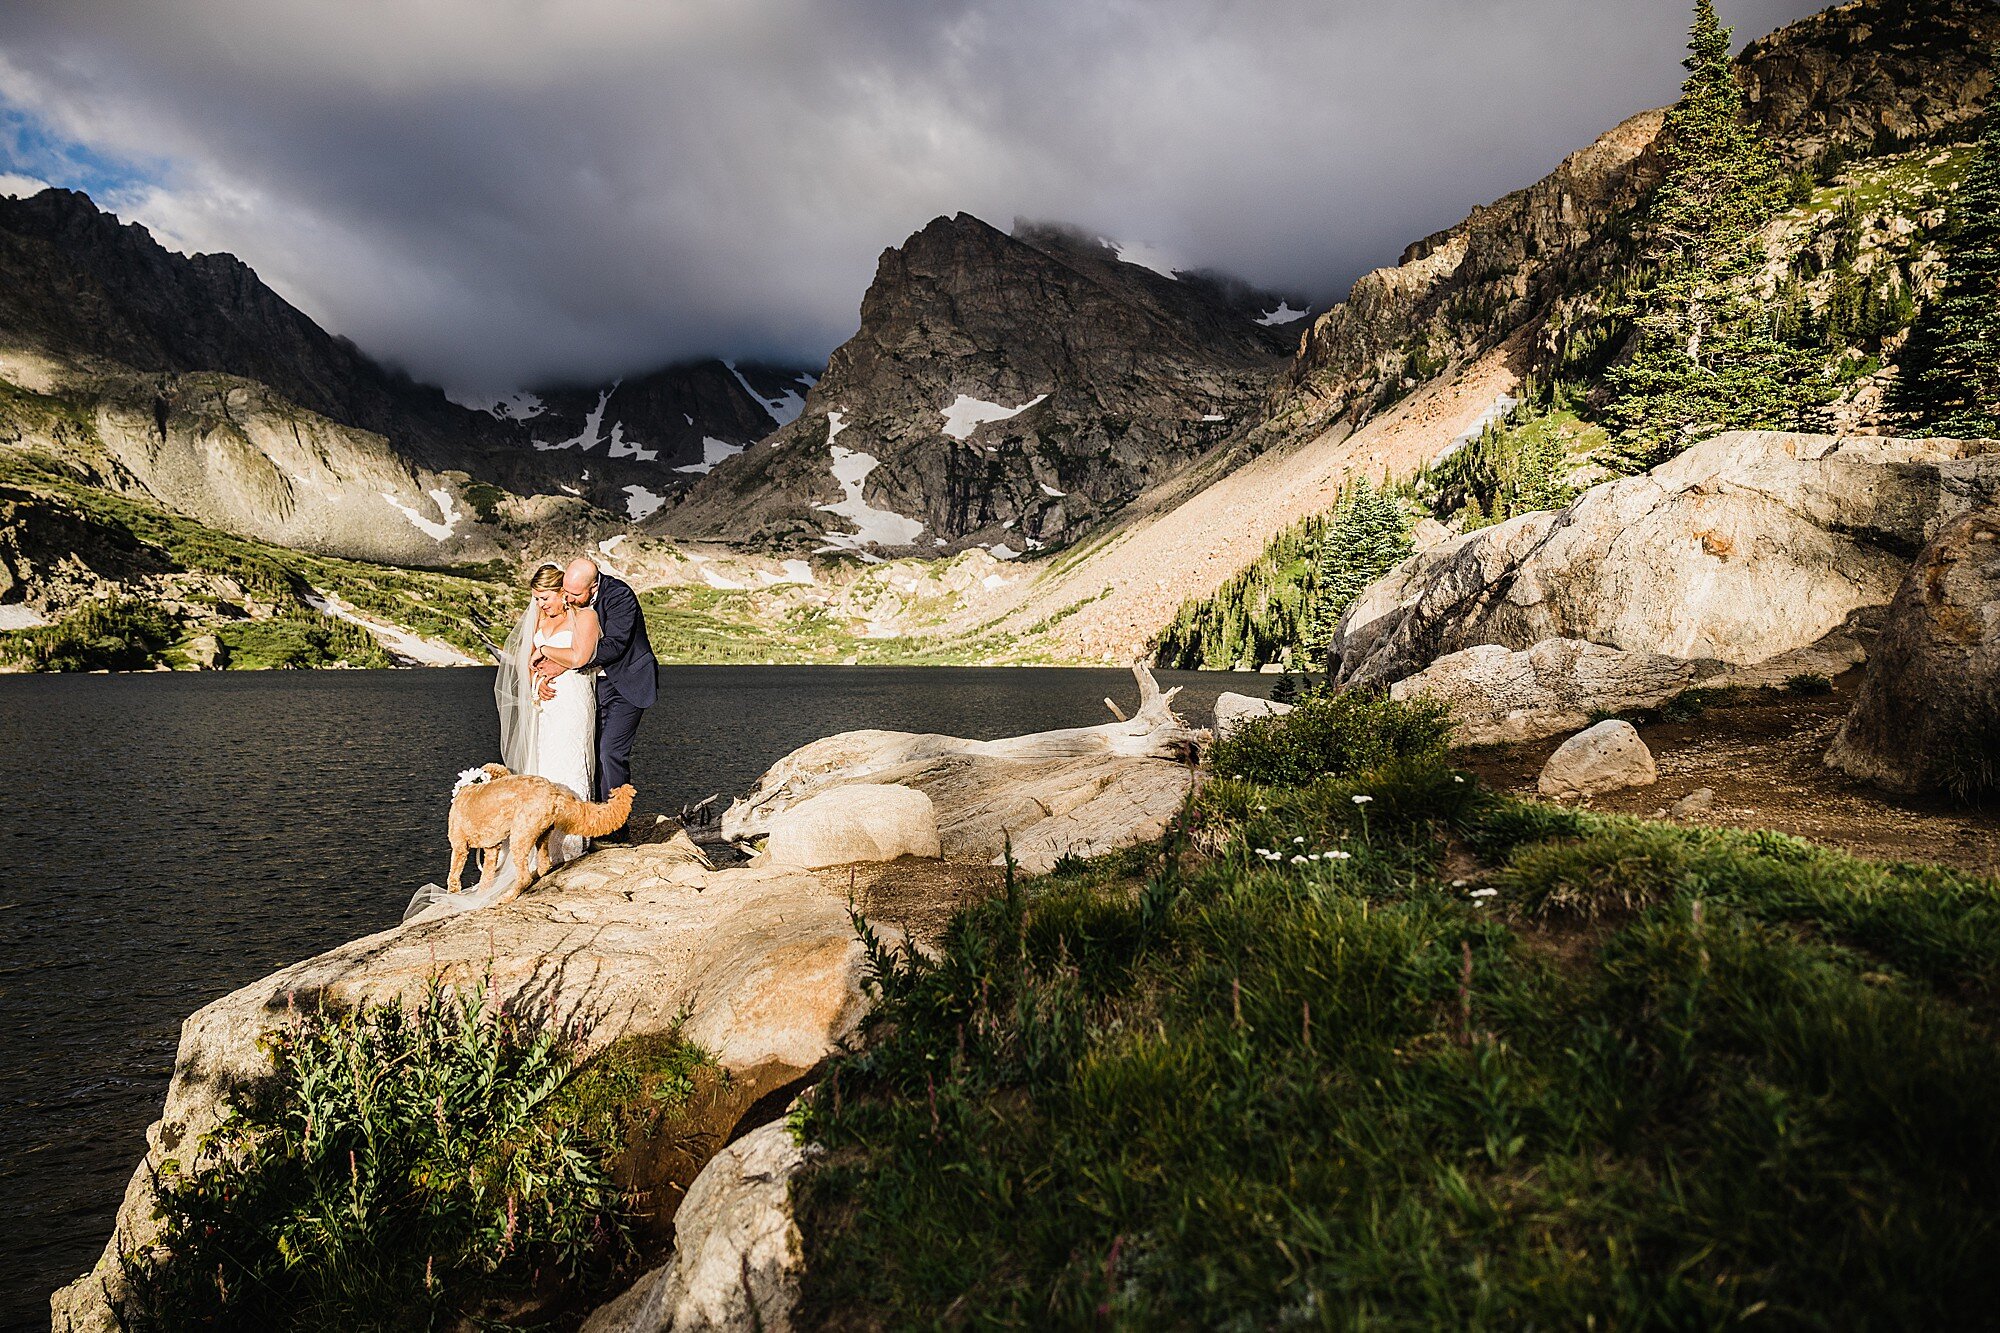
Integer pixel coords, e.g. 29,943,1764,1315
529,624,598,865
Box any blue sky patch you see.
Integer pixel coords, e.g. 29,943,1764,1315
0,102,164,202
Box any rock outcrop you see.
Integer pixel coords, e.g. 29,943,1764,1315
1330,433,2000,705
666,215,1301,554
1826,508,2000,796
724,664,1198,872
765,784,942,869
1538,720,1658,799
581,1120,811,1333
53,838,901,1332
1276,0,2000,441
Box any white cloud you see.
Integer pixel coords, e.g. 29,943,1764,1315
0,171,52,197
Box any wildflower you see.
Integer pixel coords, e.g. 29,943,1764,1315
1451,879,1467,887
1470,888,1498,898
1290,855,1309,865
1327,850,1352,861
1453,775,1466,784
1351,794,1374,805
1293,836,1306,844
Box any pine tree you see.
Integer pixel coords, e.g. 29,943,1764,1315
1301,481,1411,657
1604,0,1829,469
1890,88,2000,436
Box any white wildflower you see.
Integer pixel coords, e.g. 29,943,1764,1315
1351,794,1374,805
452,765,495,796
1293,836,1306,844
1451,879,1467,888
1470,888,1499,898
1290,855,1309,866
1327,850,1352,861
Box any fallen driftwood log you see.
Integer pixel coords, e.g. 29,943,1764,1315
722,663,1199,873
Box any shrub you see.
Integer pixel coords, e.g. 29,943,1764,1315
1208,690,1454,787
123,980,643,1331
215,615,392,669
0,598,177,671
1783,672,1834,696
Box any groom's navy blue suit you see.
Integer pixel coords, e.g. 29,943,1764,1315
584,574,657,809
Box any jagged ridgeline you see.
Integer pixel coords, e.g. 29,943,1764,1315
1158,0,1993,672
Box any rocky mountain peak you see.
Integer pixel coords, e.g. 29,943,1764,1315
664,211,1306,556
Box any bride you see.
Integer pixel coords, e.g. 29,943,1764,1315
497,562,602,864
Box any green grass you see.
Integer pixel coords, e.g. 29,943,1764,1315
638,585,1040,666
795,701,2000,1329
212,616,393,670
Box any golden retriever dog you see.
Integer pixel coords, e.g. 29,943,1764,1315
447,764,636,903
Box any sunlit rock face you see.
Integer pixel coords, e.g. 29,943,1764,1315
664,212,1304,556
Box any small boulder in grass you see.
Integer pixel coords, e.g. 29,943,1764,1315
1538,720,1658,799
1214,692,1294,740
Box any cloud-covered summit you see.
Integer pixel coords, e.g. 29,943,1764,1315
0,0,1821,393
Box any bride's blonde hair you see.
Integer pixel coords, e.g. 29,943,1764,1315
528,563,564,592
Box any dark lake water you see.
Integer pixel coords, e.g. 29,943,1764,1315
0,665,1269,1328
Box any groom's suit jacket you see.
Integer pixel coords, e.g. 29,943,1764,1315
586,574,659,709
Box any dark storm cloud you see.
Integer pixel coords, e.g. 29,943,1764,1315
0,0,1825,392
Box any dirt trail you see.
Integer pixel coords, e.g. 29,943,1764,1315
997,334,1531,662
1460,678,2000,876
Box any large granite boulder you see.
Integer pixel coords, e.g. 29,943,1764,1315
724,665,1198,873
765,783,941,868
1391,639,1719,745
1329,433,2000,690
52,840,902,1333
1538,720,1658,799
1826,509,2000,796
581,1120,811,1333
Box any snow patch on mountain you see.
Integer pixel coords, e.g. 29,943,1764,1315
304,587,477,666
815,445,924,559
941,392,1048,440
727,361,809,428
381,488,463,541
606,421,658,462
623,484,666,521
1255,302,1310,326
535,386,616,451
452,389,547,421
1106,238,1181,279
674,437,746,474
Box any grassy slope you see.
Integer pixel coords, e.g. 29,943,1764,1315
796,702,2000,1328
0,451,518,668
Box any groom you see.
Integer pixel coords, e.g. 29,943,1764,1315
539,556,657,840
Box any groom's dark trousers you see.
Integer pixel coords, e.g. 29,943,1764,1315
585,573,659,813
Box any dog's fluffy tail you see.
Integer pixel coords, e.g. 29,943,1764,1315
562,784,636,839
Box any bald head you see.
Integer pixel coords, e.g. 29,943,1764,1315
562,556,599,605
